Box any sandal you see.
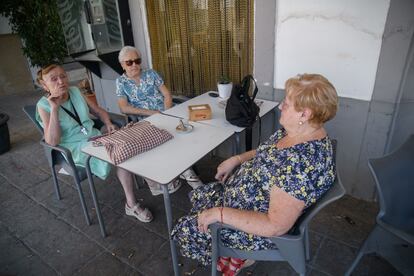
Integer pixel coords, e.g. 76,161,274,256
125,203,153,223
217,257,230,273
224,258,255,276
180,168,204,189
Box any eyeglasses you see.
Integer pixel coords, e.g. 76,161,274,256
124,58,142,66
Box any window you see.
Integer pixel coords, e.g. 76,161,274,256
146,0,254,97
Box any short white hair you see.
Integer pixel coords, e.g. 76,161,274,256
118,46,141,63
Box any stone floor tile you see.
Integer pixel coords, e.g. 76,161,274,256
307,267,331,276
312,237,358,275
0,198,101,275
313,238,388,275
110,186,188,238
39,181,86,217
108,225,167,270
60,204,136,251
24,177,55,202
0,186,56,240
138,241,210,276
0,222,36,268
308,231,324,264
91,173,127,208
22,223,102,275
0,153,50,190
74,252,143,276
328,195,378,227
0,179,24,210
249,260,297,275
310,202,375,248
0,223,56,276
352,254,402,275
0,251,57,276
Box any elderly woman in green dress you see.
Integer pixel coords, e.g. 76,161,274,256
172,73,339,275
36,64,153,223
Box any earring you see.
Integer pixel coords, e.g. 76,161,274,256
299,121,304,125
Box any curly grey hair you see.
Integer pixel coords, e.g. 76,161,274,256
118,46,141,63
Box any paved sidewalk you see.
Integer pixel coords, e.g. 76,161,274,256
0,88,401,275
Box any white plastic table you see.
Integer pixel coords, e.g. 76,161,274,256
82,113,234,276
163,92,279,153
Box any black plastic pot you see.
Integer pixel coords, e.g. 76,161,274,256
0,113,10,154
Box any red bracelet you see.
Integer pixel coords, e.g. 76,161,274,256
220,207,224,224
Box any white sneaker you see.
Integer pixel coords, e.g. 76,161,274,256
146,179,182,196
180,168,203,189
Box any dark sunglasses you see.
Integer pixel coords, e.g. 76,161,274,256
124,58,142,66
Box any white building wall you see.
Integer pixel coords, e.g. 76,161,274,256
274,0,390,101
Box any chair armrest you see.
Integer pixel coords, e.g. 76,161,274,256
173,95,190,104
208,221,306,266
107,112,129,127
209,222,239,236
89,113,126,128
121,96,189,123
209,222,301,243
122,113,145,123
40,140,77,169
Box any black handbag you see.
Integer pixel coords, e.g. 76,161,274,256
225,75,260,127
225,75,260,150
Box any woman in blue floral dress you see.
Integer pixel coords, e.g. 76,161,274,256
172,73,339,274
115,46,203,194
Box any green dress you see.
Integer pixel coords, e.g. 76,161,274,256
36,87,110,179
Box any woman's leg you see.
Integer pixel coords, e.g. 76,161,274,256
117,167,153,222
172,182,224,265
172,215,213,265
116,167,136,207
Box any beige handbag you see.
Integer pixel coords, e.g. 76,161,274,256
92,121,173,165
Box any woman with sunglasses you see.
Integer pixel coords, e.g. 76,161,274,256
116,46,173,118
116,46,203,195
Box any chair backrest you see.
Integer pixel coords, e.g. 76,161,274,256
23,105,43,135
289,138,345,235
289,175,345,235
368,134,414,231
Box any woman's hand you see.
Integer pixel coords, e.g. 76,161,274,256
197,207,220,233
105,123,117,134
46,94,63,110
215,156,240,183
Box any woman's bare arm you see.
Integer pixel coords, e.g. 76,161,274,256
198,186,305,237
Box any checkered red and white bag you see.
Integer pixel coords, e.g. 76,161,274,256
92,121,173,165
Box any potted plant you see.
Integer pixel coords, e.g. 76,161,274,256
217,75,233,99
0,0,67,67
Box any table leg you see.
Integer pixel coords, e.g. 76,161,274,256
162,183,180,276
85,155,107,237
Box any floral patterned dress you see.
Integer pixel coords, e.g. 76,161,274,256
115,69,165,114
171,129,336,265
